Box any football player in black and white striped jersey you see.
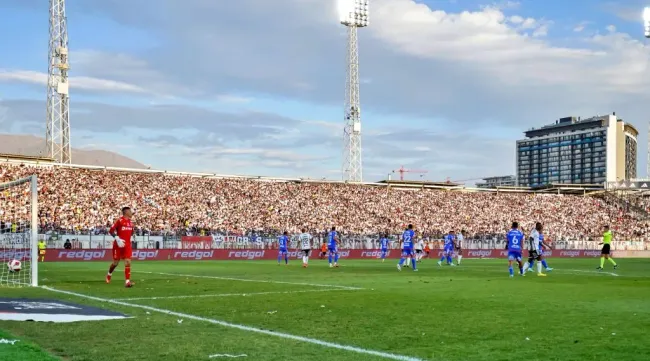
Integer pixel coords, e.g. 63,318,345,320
522,222,548,277
456,230,466,265
414,236,424,262
298,229,312,268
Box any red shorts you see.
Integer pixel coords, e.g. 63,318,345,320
112,244,132,260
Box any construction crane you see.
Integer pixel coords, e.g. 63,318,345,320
392,166,428,181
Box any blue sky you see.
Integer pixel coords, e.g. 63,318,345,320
1,0,649,182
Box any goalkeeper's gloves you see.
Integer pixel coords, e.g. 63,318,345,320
114,237,125,248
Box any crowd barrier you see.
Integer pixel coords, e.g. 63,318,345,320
33,249,650,262
4,234,646,251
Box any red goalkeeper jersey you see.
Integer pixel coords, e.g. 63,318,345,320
110,217,133,246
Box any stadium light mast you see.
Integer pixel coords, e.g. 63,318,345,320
338,0,368,182
643,7,650,179
46,0,71,164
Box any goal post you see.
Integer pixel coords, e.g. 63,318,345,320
0,174,38,287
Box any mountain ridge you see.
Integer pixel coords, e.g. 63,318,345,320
0,134,146,169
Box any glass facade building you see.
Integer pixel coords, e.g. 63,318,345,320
516,115,638,187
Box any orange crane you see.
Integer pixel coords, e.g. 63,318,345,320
392,166,428,181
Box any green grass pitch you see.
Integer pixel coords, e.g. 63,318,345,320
1,258,649,361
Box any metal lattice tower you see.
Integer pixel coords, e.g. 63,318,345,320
339,0,368,182
46,0,71,163
643,7,650,179
647,120,650,178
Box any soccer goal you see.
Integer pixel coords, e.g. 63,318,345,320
0,175,38,287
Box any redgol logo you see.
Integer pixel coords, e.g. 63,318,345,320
0,250,30,260
560,251,580,257
174,251,214,260
582,250,601,257
360,251,388,258
58,250,106,261
228,250,265,260
467,250,493,258
499,250,509,257
338,250,350,258
543,251,553,257
132,250,159,260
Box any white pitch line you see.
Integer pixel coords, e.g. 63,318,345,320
135,271,364,290
448,264,624,277
41,286,425,361
209,354,247,358
116,288,353,301
558,269,619,277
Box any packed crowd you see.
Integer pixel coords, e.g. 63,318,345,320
1,163,649,242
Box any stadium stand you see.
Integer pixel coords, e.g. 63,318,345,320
0,162,648,250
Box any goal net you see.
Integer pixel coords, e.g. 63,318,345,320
0,175,38,287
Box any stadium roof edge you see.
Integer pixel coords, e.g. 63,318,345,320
0,153,56,162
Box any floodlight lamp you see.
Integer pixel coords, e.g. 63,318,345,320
337,0,353,21
644,7,650,23
338,0,370,27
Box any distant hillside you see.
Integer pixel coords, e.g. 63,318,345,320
0,134,146,169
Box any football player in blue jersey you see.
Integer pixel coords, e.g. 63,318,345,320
505,222,525,277
397,224,417,271
277,231,289,266
327,227,340,268
438,231,456,266
379,233,390,262
538,231,553,271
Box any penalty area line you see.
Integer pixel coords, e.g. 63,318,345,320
115,288,356,301
40,286,426,361
135,271,364,290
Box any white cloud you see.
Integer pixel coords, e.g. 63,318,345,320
508,15,523,24
368,0,650,92
0,69,147,93
3,0,650,179
573,21,589,32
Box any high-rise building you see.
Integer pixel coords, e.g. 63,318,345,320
516,114,638,187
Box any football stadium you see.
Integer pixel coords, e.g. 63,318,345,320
2,1,650,361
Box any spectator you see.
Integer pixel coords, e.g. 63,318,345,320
0,163,648,244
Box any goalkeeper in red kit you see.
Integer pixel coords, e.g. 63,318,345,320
106,206,135,288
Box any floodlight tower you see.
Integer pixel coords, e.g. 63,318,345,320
643,7,650,179
46,0,71,163
339,0,369,182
